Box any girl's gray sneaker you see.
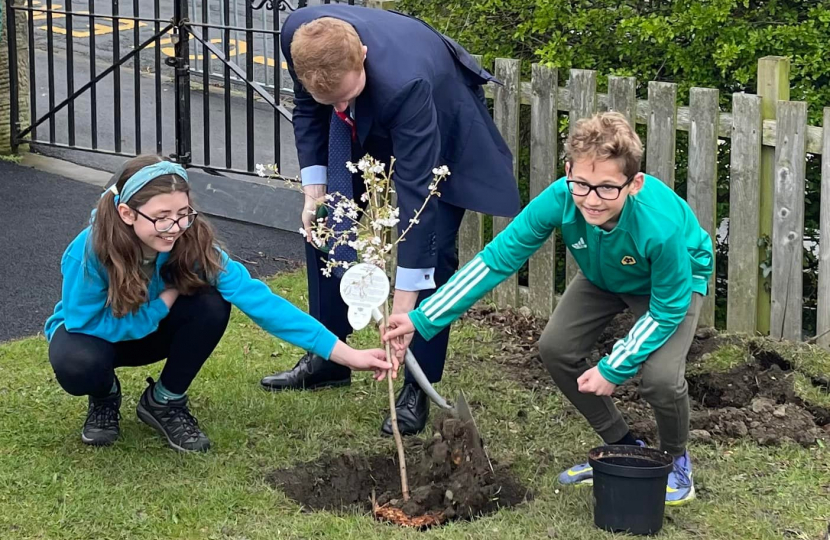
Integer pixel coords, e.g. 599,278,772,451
136,378,210,453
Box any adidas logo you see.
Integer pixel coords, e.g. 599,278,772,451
571,238,587,250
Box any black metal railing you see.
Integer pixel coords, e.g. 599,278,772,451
6,0,356,176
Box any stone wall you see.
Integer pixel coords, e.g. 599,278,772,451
0,1,31,154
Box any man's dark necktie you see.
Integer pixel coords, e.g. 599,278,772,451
327,109,357,277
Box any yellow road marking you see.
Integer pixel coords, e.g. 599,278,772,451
252,56,288,70
31,1,65,21
145,36,248,60
40,16,147,38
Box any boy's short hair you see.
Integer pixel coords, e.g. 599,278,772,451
565,112,643,178
291,17,364,98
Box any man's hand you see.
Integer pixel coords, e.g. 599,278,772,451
577,366,617,396
301,184,326,243
383,313,416,360
329,341,399,381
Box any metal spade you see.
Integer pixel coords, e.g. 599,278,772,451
371,309,491,469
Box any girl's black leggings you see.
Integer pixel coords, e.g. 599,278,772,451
49,287,231,398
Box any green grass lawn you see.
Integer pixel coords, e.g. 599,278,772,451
1,269,828,539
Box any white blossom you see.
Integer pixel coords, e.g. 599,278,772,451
256,163,267,177
357,158,370,172
372,217,400,229
348,239,369,251
346,161,358,173
298,228,307,238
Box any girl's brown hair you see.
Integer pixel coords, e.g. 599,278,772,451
91,154,224,317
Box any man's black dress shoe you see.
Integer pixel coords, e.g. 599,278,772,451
260,352,351,391
380,382,430,436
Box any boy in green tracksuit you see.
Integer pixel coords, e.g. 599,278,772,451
384,112,713,505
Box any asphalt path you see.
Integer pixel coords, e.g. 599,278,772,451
0,160,305,342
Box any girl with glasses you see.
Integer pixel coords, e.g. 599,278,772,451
45,154,396,453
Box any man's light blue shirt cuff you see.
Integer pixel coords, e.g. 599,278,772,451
395,267,436,291
301,165,328,187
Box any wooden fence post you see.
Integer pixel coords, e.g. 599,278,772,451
528,63,558,317
608,76,637,128
756,56,790,335
646,82,678,188
687,87,719,327
770,100,807,341
817,107,830,348
492,58,521,308
727,93,762,334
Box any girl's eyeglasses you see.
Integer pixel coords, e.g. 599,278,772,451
134,208,198,233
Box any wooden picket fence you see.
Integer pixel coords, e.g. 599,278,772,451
460,55,830,348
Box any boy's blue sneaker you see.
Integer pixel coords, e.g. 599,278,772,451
558,461,595,485
558,440,645,486
666,450,695,505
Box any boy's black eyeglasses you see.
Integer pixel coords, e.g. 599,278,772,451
134,208,198,233
566,174,636,201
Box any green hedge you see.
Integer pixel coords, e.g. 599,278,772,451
398,0,830,332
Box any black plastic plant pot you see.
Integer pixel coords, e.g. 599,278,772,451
588,445,673,536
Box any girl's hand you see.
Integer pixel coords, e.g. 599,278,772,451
329,342,399,381
382,313,416,360
159,288,180,309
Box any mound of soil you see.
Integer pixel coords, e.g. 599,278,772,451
266,413,530,527
466,307,830,447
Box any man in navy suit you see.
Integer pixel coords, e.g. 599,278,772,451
260,4,520,436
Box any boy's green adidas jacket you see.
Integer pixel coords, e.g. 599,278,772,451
411,175,714,385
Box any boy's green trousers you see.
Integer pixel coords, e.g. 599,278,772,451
539,272,703,456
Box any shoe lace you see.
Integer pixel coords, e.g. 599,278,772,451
161,402,203,442
88,400,120,429
296,353,315,373
397,384,419,408
671,457,691,485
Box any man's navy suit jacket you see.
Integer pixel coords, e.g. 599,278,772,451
282,5,521,268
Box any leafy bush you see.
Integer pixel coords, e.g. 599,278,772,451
398,0,830,332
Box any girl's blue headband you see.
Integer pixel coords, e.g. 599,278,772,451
105,161,189,207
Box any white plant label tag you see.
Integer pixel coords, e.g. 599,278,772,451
340,263,391,331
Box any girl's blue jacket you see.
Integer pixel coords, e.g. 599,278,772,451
44,227,338,359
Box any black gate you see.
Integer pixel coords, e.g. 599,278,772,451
5,0,352,177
